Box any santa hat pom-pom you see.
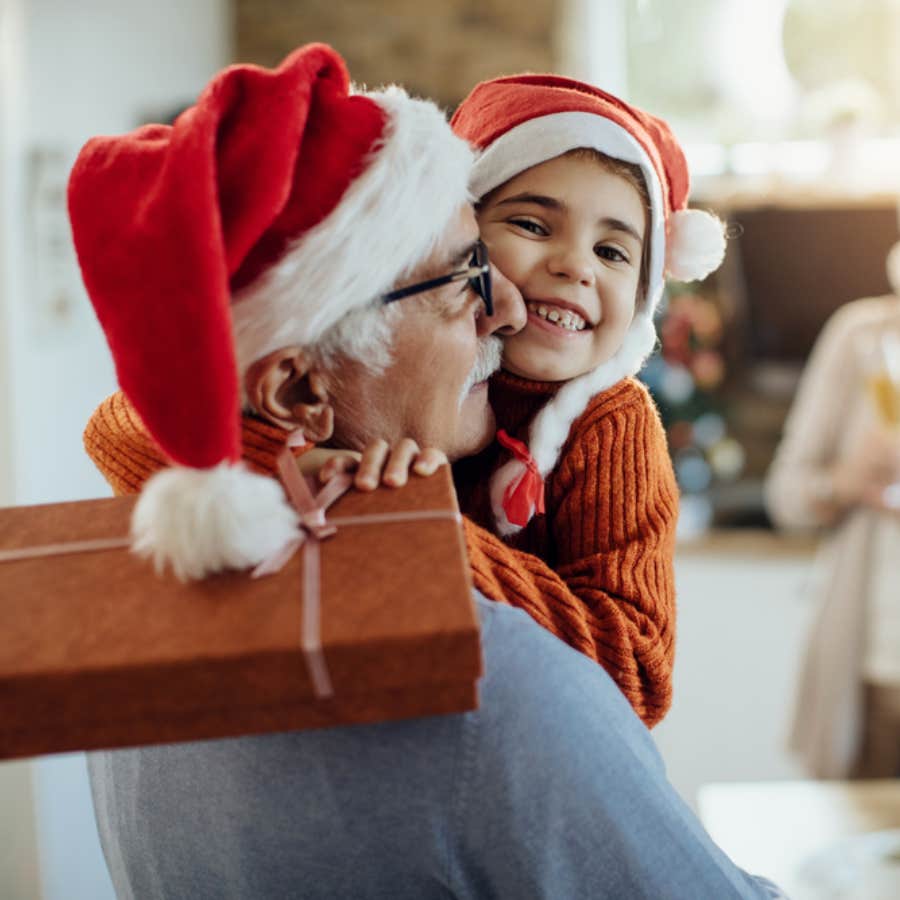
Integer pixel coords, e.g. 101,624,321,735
887,241,900,296
131,463,300,581
665,208,727,282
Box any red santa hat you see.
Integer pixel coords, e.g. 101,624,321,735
68,43,474,578
451,74,726,535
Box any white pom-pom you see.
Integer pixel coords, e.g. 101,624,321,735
887,241,900,296
665,208,726,282
131,463,300,581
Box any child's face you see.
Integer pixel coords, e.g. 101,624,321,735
477,153,645,382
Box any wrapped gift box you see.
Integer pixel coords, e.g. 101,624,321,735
0,467,480,760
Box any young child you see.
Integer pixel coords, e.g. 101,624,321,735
449,75,727,725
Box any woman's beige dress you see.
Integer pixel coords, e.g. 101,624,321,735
766,295,900,778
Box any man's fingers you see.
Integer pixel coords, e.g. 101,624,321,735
413,447,448,476
355,439,389,490
383,438,421,487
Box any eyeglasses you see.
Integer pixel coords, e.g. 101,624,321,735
381,239,493,316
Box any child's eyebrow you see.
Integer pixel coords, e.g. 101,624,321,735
496,193,643,243
495,192,563,212
602,217,644,244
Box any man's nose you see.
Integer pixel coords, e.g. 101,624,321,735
549,245,595,286
477,263,526,337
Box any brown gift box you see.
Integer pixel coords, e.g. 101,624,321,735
0,467,481,761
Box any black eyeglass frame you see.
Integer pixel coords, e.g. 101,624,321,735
381,239,493,316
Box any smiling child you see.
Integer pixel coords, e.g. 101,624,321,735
452,76,727,725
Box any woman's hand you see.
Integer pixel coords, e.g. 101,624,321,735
297,439,447,491
831,426,900,512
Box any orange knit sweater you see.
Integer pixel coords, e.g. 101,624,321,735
455,372,678,726
84,384,676,726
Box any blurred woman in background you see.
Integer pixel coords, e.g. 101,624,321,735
766,241,900,779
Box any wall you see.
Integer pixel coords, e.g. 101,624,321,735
7,0,231,509
656,532,818,810
235,0,557,108
233,0,628,109
0,2,231,897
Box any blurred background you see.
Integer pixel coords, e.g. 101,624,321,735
2,1,899,897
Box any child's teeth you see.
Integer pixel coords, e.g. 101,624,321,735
529,302,586,331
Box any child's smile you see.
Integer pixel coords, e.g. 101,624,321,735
526,298,590,333
477,152,646,383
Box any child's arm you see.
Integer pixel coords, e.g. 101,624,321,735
85,392,447,495
83,391,304,496
463,381,677,728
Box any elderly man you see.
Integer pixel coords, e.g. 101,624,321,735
72,45,784,899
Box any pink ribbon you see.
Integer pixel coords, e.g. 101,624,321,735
251,431,354,698
254,432,462,699
0,536,131,563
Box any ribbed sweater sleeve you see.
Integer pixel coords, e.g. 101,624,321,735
83,391,299,496
457,376,678,727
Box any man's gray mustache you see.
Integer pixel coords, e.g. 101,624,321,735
459,336,503,406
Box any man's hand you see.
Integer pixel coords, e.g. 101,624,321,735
297,439,447,491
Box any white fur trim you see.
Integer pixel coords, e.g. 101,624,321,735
665,208,726,282
887,241,900,296
131,464,300,581
231,87,474,373
490,314,658,534
470,111,666,316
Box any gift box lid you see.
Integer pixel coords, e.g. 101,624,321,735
0,467,481,758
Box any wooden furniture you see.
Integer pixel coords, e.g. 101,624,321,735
712,191,899,365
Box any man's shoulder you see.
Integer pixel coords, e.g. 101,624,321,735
472,591,659,756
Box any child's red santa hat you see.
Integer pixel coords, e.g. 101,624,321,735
68,43,473,579
451,74,726,535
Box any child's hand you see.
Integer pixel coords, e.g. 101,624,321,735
299,440,447,491
296,447,362,479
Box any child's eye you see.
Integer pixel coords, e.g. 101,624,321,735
594,244,629,264
509,218,548,236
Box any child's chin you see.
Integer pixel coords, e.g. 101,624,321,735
503,341,581,383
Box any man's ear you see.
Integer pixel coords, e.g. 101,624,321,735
243,347,335,443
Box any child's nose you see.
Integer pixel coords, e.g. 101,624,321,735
547,244,595,286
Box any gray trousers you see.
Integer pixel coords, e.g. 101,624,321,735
89,593,786,899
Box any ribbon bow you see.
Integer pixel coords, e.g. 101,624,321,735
252,431,353,578
496,429,545,527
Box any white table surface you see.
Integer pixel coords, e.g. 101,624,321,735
699,779,900,899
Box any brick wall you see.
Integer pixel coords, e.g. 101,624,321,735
234,0,560,109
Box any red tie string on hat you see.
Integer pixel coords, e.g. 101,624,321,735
496,429,545,527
